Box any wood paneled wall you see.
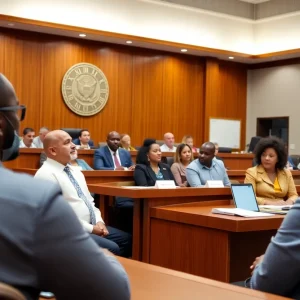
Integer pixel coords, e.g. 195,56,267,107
0,29,247,148
204,59,247,149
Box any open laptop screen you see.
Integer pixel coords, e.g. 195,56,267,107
231,184,259,211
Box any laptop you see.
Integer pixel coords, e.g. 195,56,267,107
230,183,289,214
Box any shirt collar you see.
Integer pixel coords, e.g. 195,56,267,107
108,146,119,155
199,159,216,170
46,157,70,172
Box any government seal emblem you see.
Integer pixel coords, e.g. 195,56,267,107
62,63,109,116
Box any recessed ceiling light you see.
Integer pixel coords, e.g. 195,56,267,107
126,41,132,44
79,33,86,37
7,23,14,26
181,49,188,52
229,56,234,60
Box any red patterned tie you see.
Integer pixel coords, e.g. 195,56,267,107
113,152,121,168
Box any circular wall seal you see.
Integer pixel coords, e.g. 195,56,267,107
62,63,109,116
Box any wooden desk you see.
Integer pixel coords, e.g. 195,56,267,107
88,183,232,262
118,257,289,300
228,170,300,183
149,201,284,283
82,170,133,184
11,168,134,184
3,148,95,169
3,149,254,170
221,153,254,169
40,257,290,300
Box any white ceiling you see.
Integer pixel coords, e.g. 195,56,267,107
239,0,270,3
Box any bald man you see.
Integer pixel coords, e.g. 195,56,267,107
0,74,130,299
160,132,176,152
35,130,132,257
33,126,49,148
186,142,230,187
94,131,134,170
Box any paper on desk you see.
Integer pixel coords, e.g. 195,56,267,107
122,186,156,189
212,208,274,218
259,205,292,210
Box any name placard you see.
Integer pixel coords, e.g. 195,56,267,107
205,180,224,188
155,180,176,189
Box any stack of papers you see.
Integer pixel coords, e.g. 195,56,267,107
212,208,274,218
259,205,291,214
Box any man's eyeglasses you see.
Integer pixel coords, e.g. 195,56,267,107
0,105,26,121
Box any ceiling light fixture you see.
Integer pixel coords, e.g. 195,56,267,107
79,33,86,37
229,56,234,60
181,49,188,52
126,41,133,44
7,23,14,26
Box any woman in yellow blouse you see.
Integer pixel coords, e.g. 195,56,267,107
245,136,298,205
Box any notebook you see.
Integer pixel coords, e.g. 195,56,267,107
212,184,274,217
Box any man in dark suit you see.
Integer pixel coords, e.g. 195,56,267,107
73,129,95,149
94,131,134,170
0,74,130,300
94,131,135,229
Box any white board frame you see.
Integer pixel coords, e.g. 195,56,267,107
209,118,241,149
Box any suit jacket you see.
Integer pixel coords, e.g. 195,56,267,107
134,163,175,186
72,138,95,147
251,198,300,298
0,166,130,300
245,165,298,205
94,146,133,170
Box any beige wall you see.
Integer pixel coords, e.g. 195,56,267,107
247,64,300,154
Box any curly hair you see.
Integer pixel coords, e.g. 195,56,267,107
254,136,287,170
136,139,157,165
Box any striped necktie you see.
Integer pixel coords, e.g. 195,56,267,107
64,166,96,225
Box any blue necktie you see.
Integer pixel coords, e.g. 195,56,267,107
64,166,96,225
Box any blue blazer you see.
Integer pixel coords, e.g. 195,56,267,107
94,146,133,170
72,138,95,147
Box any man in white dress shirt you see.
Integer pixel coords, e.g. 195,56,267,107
160,132,177,152
33,126,49,148
19,127,36,148
35,130,132,257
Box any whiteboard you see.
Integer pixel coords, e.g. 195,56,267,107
209,118,241,149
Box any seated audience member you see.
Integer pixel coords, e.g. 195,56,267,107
171,143,194,187
213,142,223,161
186,142,230,187
241,198,300,298
120,134,136,151
35,130,132,257
33,126,49,148
160,132,177,152
73,129,94,149
19,127,36,148
284,144,297,170
245,136,298,205
182,135,198,153
134,140,175,186
94,131,134,170
136,138,156,164
0,73,130,300
40,152,47,167
70,154,93,171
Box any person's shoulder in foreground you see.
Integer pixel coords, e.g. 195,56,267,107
0,73,130,300
250,197,300,299
0,166,130,300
